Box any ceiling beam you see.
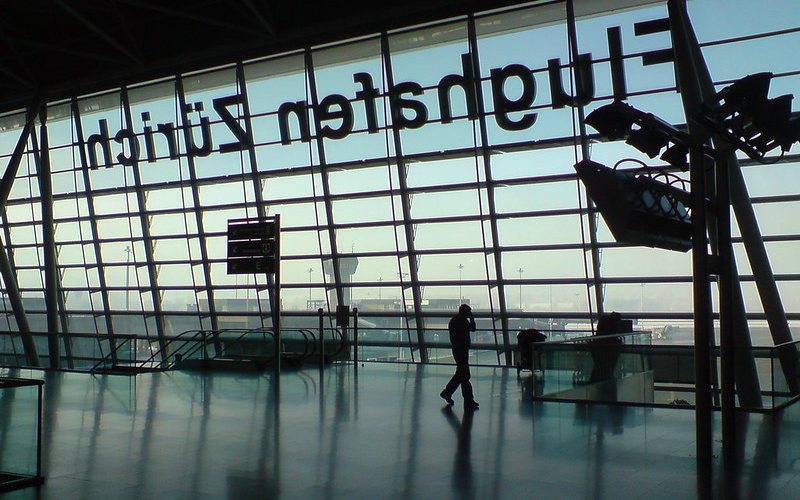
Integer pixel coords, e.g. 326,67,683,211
54,0,142,65
116,0,264,38
0,34,132,65
0,62,34,90
110,0,145,64
240,0,276,38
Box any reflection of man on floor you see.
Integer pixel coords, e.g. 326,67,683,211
442,406,475,498
441,304,479,410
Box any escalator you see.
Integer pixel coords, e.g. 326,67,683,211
90,327,348,374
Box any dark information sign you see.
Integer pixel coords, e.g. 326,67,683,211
227,257,276,274
227,219,278,275
227,221,276,240
228,240,275,258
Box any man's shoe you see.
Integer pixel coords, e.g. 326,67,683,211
440,391,454,406
465,400,480,410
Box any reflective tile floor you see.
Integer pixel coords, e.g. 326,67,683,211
3,363,800,499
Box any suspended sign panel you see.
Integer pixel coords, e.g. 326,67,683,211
227,219,278,274
228,240,275,258
227,221,276,240
574,159,692,252
227,257,276,274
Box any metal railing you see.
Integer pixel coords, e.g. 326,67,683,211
521,332,800,411
0,326,351,373
85,326,349,373
2,325,798,409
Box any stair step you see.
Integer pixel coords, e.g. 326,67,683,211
176,357,266,373
92,365,160,375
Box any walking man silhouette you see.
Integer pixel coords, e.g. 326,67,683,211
441,304,479,410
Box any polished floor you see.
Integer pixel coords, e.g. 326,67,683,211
2,363,800,499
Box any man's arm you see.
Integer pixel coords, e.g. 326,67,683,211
467,312,476,332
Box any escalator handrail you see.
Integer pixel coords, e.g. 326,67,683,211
89,336,134,373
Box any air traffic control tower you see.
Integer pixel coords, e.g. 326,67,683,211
323,256,359,308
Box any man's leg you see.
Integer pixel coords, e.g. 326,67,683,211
442,349,465,404
453,350,478,408
458,363,474,403
441,370,459,405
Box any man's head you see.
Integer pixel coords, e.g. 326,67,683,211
459,304,472,316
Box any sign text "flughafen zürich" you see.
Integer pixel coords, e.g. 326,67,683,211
83,18,673,170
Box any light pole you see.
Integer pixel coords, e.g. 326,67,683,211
124,245,132,311
307,267,313,307
640,283,645,313
378,277,382,300
397,272,408,360
517,267,523,310
458,264,464,302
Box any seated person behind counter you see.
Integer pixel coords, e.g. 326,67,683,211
516,328,547,375
588,312,629,384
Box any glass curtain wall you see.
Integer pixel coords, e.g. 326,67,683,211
0,0,798,368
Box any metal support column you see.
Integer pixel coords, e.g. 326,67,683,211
273,214,282,374
176,76,221,351
31,125,75,368
668,0,762,407
690,144,714,499
0,106,38,207
670,9,795,381
716,153,738,483
33,104,62,368
353,307,359,368
30,132,74,368
380,34,428,363
729,159,798,392
467,16,512,365
71,98,117,362
0,104,39,366
0,246,37,365
318,307,325,369
120,87,168,360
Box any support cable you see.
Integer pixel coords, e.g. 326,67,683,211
235,63,277,331
118,103,148,327
71,119,102,337
305,62,333,330
305,49,346,321
70,97,117,363
120,87,168,360
380,46,415,362
174,118,204,332
468,15,510,365
175,76,222,345
566,0,602,330
380,33,428,362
